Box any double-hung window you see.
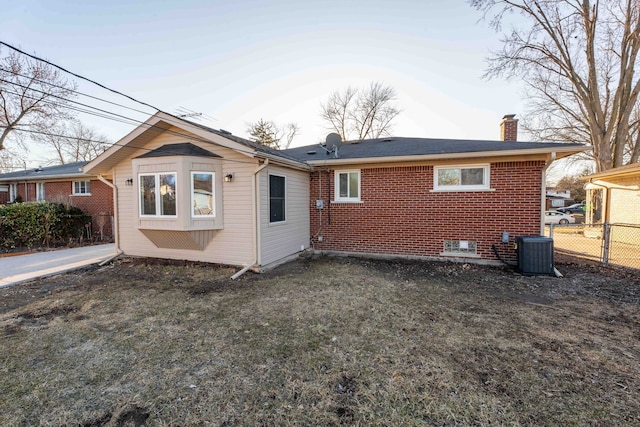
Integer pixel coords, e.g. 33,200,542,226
434,165,490,191
139,173,177,217
334,170,360,202
73,180,91,195
269,174,286,223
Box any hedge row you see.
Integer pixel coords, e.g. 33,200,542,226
0,202,91,250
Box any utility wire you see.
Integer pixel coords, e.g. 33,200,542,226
0,126,276,167
0,85,277,161
0,41,299,165
0,66,156,117
0,40,167,116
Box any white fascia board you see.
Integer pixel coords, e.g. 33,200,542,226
304,146,587,167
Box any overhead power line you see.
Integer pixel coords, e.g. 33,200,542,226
0,40,293,166
0,40,166,115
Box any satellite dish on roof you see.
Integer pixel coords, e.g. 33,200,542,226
325,132,342,147
322,133,342,158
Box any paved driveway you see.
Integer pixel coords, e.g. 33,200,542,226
0,244,117,288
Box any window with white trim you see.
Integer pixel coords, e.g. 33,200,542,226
269,174,286,223
36,182,45,201
443,240,477,256
434,165,490,191
334,170,360,202
191,172,214,217
73,180,91,195
139,173,177,217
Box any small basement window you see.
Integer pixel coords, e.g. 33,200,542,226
442,240,478,256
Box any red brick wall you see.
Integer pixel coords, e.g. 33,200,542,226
309,161,545,263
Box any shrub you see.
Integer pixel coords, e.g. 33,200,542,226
0,202,91,250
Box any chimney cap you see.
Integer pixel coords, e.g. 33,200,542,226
502,114,517,120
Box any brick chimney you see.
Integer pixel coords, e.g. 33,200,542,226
500,114,518,141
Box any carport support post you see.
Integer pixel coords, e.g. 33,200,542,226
602,222,611,266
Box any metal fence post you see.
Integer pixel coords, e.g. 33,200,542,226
602,222,611,266
549,223,554,239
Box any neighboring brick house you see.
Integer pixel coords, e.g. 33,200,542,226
0,162,114,239
282,115,586,265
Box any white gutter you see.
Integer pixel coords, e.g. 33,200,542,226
96,174,121,252
231,158,270,280
541,152,556,235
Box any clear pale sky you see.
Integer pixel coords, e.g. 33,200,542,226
2,0,529,165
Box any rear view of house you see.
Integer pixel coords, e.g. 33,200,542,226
83,112,585,272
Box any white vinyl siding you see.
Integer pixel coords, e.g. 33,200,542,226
116,127,254,266
260,166,310,266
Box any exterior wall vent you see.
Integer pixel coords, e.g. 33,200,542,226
515,236,554,275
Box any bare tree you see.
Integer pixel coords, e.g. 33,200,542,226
0,146,23,173
320,82,401,141
472,0,640,172
247,119,299,149
37,121,110,164
0,48,77,151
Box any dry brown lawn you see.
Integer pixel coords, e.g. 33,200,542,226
1,255,639,426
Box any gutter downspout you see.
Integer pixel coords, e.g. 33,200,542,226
541,152,556,236
231,158,270,280
96,174,122,254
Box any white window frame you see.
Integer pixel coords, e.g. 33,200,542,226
433,164,491,192
36,182,45,201
269,173,286,224
138,172,178,218
72,180,91,195
334,170,361,202
191,171,215,218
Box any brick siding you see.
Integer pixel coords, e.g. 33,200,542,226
309,161,544,264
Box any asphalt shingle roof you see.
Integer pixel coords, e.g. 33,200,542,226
0,161,88,181
281,137,585,163
134,143,222,159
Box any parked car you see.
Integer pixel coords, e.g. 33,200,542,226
545,210,576,224
556,203,585,214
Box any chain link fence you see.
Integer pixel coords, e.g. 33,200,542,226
547,223,640,270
